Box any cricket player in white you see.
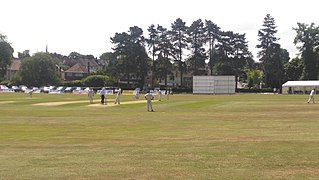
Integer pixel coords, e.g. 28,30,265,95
114,88,121,104
144,91,154,112
88,88,94,104
308,89,316,103
133,88,140,99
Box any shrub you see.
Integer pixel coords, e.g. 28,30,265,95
82,75,110,87
63,80,83,87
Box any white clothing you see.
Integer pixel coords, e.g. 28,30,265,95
100,88,106,95
114,89,121,104
134,90,140,99
158,91,162,101
308,89,316,103
88,89,94,104
144,92,154,111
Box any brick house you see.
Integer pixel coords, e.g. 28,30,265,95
5,58,21,80
63,59,99,81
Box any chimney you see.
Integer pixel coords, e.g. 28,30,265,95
87,61,90,75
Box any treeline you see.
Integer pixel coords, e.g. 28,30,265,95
102,18,254,89
1,14,319,90
99,14,319,89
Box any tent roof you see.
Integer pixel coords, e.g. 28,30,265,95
282,80,319,87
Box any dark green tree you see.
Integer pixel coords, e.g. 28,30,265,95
154,25,174,88
215,31,253,88
157,25,173,58
146,24,159,87
0,34,14,80
82,75,110,87
205,20,220,75
96,52,119,80
68,52,83,60
155,53,173,88
187,19,207,75
293,23,319,80
186,48,207,75
111,26,149,88
280,48,290,65
259,44,285,88
170,18,188,87
257,14,286,89
284,57,304,81
17,53,60,86
112,32,135,86
68,52,95,60
213,31,233,75
134,44,149,88
18,50,30,59
233,33,254,87
100,52,117,67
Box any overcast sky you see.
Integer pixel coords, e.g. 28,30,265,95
1,0,318,60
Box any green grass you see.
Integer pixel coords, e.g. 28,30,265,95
1,92,319,179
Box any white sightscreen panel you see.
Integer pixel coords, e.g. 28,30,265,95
193,76,235,94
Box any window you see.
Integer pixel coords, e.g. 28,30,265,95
75,73,83,77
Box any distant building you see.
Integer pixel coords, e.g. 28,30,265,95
5,58,21,80
63,59,99,81
63,63,89,81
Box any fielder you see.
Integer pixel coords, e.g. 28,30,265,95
144,90,154,112
133,88,140,99
88,88,94,104
29,89,34,98
114,88,121,104
308,88,316,104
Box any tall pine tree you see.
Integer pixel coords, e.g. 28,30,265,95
187,19,207,75
170,18,188,87
257,14,286,89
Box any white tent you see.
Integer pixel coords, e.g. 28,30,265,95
282,80,319,94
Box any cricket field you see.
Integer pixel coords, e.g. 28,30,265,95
1,92,319,179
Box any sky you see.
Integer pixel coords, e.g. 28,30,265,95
1,0,318,61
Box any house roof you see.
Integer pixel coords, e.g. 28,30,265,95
64,63,88,73
7,59,21,71
78,59,98,67
282,81,319,87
